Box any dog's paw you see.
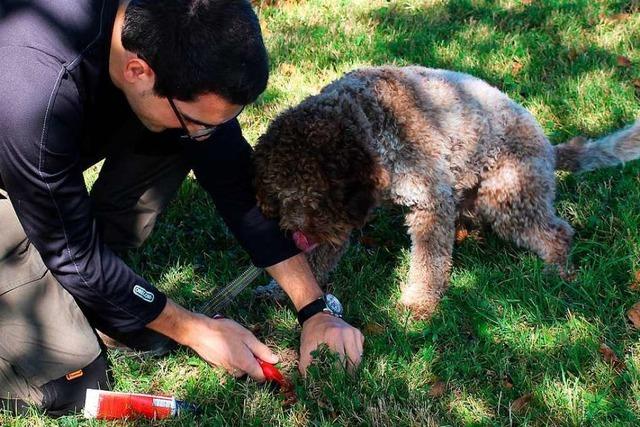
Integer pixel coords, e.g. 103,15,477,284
398,288,440,320
559,266,577,282
254,279,287,301
397,301,437,320
543,264,576,282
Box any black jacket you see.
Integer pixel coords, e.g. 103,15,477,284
0,0,298,332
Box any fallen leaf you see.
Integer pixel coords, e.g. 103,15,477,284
511,60,524,75
521,0,533,5
599,343,626,372
510,393,533,414
600,12,631,23
455,227,469,243
611,13,631,21
428,381,446,398
617,55,632,68
630,271,640,291
633,79,640,90
502,374,514,389
363,323,385,335
627,302,640,329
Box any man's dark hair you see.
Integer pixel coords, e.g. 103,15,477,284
121,0,268,104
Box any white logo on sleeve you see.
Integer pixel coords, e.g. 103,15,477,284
133,285,155,303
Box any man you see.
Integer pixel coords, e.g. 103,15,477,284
0,0,363,415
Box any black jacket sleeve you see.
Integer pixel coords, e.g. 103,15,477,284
187,120,300,268
0,48,166,332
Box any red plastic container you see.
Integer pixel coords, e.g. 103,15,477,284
83,389,195,420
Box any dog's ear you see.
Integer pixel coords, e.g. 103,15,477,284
256,188,280,218
313,96,379,227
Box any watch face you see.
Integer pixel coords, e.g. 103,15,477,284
324,294,343,316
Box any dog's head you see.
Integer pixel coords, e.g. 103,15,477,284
253,94,385,248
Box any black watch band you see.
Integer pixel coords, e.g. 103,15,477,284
297,297,327,326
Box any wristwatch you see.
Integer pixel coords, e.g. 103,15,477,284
297,294,343,326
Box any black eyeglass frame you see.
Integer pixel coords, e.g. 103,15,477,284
168,98,244,142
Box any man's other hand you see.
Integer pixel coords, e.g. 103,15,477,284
299,313,364,375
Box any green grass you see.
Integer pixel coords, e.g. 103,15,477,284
3,0,640,425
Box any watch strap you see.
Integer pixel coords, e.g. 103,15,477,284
297,297,326,326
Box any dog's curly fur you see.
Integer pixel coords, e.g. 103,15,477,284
254,66,640,319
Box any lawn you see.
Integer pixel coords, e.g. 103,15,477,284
3,0,640,425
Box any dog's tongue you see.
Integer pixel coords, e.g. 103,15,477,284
293,231,318,253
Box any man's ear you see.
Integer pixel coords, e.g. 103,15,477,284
123,56,155,91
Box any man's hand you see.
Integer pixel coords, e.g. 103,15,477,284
148,299,278,381
186,315,279,380
299,313,364,375
266,253,365,375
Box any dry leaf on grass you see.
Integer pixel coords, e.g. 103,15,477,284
630,271,640,291
511,60,524,75
600,12,631,23
363,323,385,335
627,302,640,329
428,381,446,398
599,343,626,372
617,55,632,68
611,13,631,21
455,227,469,243
502,374,514,389
510,393,533,414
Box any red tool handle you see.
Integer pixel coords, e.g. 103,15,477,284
256,358,286,386
212,314,287,385
257,358,298,406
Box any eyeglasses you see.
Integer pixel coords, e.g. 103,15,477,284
168,98,245,142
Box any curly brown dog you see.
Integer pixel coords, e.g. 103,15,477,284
253,66,640,319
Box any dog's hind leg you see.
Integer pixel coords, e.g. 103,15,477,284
398,201,456,320
476,156,574,279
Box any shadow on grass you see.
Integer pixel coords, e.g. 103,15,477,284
266,0,638,136
134,165,639,424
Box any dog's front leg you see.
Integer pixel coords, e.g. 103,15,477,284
399,206,455,319
306,240,351,288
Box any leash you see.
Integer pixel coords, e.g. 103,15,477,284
197,265,296,404
197,265,264,316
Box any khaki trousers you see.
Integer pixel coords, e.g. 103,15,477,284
0,120,190,405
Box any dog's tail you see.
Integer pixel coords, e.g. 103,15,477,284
554,120,640,172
